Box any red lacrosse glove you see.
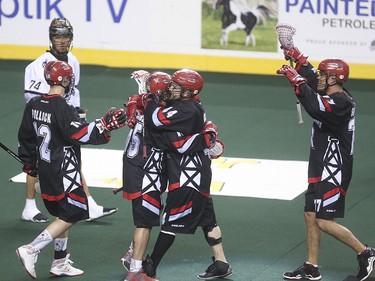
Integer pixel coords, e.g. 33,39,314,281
124,95,144,129
23,165,38,178
283,47,308,71
202,121,218,148
277,65,306,92
99,107,127,131
209,139,225,159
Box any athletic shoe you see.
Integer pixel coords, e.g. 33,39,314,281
197,257,233,280
357,246,375,281
50,253,84,276
16,244,40,279
121,243,133,271
142,255,156,278
124,271,159,281
283,262,321,280
86,206,118,222
22,212,49,223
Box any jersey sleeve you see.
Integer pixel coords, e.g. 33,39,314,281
54,99,110,145
18,103,38,166
163,131,211,154
297,85,353,128
24,58,50,99
144,100,202,135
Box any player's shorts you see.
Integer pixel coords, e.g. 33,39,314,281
161,187,217,234
43,187,89,223
132,191,164,227
122,149,167,199
304,181,346,219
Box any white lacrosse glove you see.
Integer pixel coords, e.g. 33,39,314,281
209,139,225,159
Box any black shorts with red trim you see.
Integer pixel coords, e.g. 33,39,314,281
304,181,347,219
42,187,89,223
132,191,164,227
161,187,217,234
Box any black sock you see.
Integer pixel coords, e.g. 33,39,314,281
150,231,176,269
54,250,67,260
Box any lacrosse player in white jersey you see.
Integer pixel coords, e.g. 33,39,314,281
22,18,118,223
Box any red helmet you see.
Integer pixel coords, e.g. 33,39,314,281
171,69,204,95
44,60,74,88
318,59,349,83
146,71,172,95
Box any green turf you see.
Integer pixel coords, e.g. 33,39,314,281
1,59,375,281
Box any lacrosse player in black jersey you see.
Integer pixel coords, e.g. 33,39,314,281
22,17,118,223
277,47,375,281
138,69,232,280
121,70,225,281
16,60,126,279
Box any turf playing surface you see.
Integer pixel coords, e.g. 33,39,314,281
1,59,375,281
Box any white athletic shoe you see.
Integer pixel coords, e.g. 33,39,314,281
49,253,84,277
16,244,40,279
86,206,118,222
121,243,133,271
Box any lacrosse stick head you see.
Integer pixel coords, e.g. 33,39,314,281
130,70,150,94
275,23,296,50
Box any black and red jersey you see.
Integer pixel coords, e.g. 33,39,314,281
18,94,109,199
298,65,355,190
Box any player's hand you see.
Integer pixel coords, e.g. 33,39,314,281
100,107,127,131
283,47,308,67
209,139,225,159
277,65,306,88
124,95,144,129
202,121,218,147
23,165,38,178
141,93,158,108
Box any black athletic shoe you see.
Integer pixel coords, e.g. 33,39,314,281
283,262,321,280
142,255,156,278
357,246,375,281
198,257,233,280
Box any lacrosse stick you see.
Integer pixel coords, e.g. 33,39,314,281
0,142,25,165
130,70,150,159
275,23,304,124
130,70,150,94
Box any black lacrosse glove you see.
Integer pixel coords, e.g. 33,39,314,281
23,165,38,178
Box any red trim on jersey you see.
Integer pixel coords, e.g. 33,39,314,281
200,191,210,198
41,192,65,201
170,201,193,215
321,97,332,112
143,193,161,208
123,191,142,200
172,136,192,149
168,182,180,191
308,176,322,183
43,94,61,99
71,126,88,140
157,110,171,125
68,192,87,203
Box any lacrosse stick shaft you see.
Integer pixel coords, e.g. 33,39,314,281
112,186,123,195
0,142,25,165
275,23,303,125
289,60,304,124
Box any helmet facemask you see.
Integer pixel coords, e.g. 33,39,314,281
63,73,75,101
